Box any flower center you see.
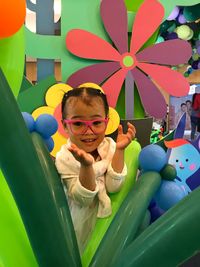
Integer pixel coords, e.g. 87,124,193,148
122,55,134,67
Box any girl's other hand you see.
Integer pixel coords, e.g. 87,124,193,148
116,122,136,150
68,143,94,166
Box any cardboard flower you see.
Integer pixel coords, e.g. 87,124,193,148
66,0,192,118
32,83,120,156
31,83,72,157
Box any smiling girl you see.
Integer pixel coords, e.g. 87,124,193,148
55,86,136,253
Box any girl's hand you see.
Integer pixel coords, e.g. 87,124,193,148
68,143,94,166
116,122,136,150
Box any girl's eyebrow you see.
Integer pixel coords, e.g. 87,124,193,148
70,115,84,119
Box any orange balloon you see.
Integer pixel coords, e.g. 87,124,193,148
0,0,26,38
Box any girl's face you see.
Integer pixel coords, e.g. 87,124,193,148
63,97,107,154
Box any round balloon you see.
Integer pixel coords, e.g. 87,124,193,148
139,144,167,172
35,114,58,138
44,137,54,152
22,112,35,132
155,180,187,211
0,0,26,38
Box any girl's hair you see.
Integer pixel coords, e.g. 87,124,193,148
61,87,109,120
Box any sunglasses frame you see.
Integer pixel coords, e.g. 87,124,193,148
63,118,109,135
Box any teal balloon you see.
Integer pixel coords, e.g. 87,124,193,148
183,4,200,22
90,171,161,267
113,186,200,267
159,0,200,20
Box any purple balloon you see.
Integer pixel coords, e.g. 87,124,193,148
196,40,200,49
198,61,200,69
197,45,200,55
167,6,180,21
166,32,178,40
178,14,187,24
192,60,199,69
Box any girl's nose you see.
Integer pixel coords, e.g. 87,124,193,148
85,125,94,134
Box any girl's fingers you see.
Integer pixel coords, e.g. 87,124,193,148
127,128,136,139
118,124,123,135
127,122,136,133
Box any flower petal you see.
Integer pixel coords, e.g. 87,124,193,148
66,29,121,61
100,0,128,54
136,39,192,65
130,0,164,54
66,62,121,87
45,83,72,108
131,68,167,118
137,62,190,96
102,68,128,107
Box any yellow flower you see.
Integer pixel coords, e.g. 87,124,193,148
32,82,120,157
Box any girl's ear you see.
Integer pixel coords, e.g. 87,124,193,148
62,120,69,133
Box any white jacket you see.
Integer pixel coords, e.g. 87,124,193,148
55,137,127,253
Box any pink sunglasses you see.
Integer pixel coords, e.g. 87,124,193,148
63,118,109,135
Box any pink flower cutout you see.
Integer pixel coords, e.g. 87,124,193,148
66,0,192,118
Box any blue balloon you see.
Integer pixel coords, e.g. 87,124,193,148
43,137,54,152
155,180,187,211
35,114,58,138
149,204,165,223
21,112,35,132
139,144,167,172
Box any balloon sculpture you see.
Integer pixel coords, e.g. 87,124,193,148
1,0,200,266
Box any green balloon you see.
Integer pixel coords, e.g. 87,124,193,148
0,69,81,267
0,171,38,267
89,171,161,267
82,140,141,266
114,186,200,267
159,0,200,20
183,4,200,22
0,26,25,97
160,164,177,181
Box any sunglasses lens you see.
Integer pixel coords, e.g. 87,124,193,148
70,120,107,134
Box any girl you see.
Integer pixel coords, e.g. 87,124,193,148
55,87,136,253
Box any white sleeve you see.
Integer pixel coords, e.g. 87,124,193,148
63,177,99,207
105,162,127,193
55,145,99,206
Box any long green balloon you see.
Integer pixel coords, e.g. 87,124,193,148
0,69,81,267
114,186,200,267
159,0,200,19
82,140,141,266
89,171,162,267
0,26,25,97
0,170,38,267
125,0,200,20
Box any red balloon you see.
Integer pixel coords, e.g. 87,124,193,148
0,0,26,38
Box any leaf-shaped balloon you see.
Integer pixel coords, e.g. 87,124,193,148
0,27,25,97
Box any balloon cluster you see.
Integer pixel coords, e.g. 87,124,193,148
157,4,200,74
22,112,58,152
139,144,187,222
